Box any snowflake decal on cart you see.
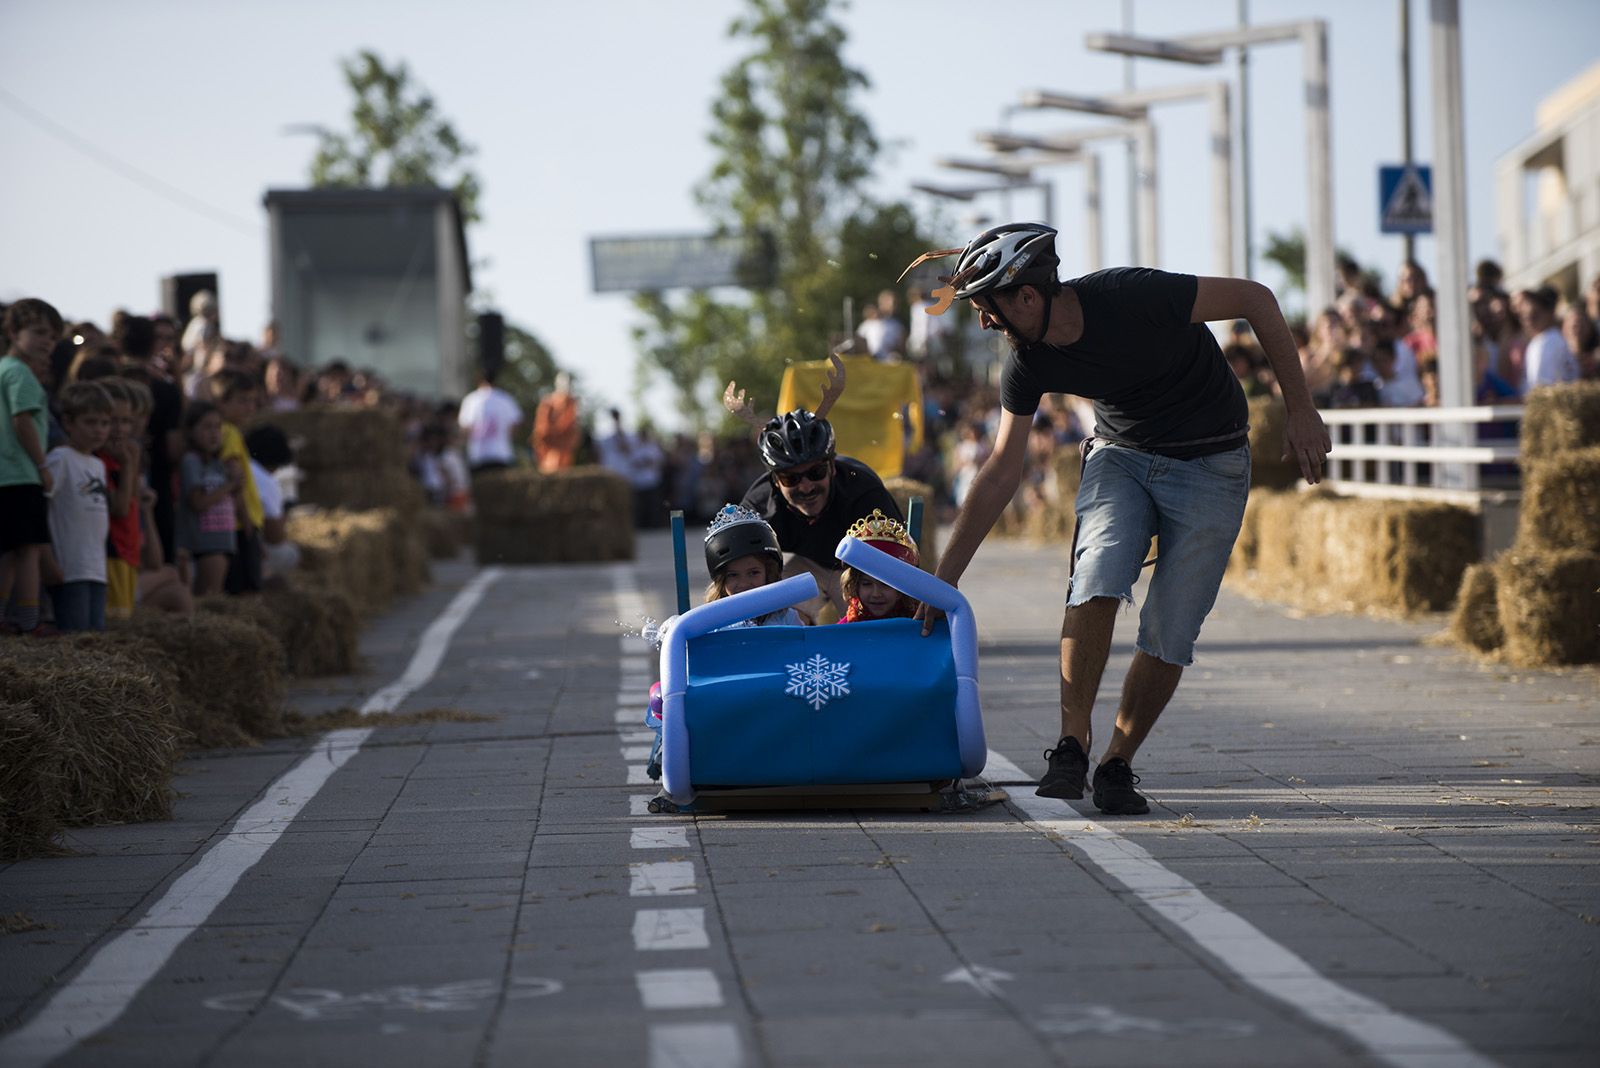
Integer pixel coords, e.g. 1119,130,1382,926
784,653,851,710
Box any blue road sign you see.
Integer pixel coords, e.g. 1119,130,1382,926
1379,164,1432,235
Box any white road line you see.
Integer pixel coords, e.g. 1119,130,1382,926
621,745,654,762
985,751,1501,1068
0,569,503,1068
630,795,656,817
631,827,688,850
627,766,655,786
618,729,656,744
630,862,698,897
649,1022,743,1068
636,970,725,1010
362,568,504,715
633,908,709,951
617,709,643,724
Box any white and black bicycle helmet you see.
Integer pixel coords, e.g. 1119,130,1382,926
943,222,1062,346
757,409,836,471
950,223,1060,300
704,504,783,576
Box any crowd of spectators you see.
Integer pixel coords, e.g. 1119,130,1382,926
1226,256,1599,412
0,294,334,635
9,251,1596,639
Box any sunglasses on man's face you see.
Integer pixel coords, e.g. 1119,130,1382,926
774,462,832,488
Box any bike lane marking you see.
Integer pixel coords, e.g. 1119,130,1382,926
612,568,746,1065
0,567,504,1068
985,750,1501,1068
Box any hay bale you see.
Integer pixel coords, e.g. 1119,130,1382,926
1230,491,1474,616
1495,549,1600,666
1245,490,1308,583
471,467,634,564
288,508,421,614
1247,396,1300,489
1519,381,1600,459
297,467,425,516
422,509,464,559
0,642,180,827
198,581,361,678
1517,447,1600,554
1448,563,1504,652
0,702,69,859
111,613,286,743
881,476,940,572
257,407,405,470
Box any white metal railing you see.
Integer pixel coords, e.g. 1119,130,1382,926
1318,405,1523,509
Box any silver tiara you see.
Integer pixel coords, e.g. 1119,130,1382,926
704,503,766,542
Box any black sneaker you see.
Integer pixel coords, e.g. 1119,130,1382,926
1035,736,1089,799
1092,758,1150,815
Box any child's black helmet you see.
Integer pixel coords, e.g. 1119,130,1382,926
758,409,835,470
704,504,782,576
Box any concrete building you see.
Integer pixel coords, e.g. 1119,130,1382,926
1496,62,1600,297
264,188,472,399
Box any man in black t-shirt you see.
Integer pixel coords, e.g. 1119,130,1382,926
904,223,1330,815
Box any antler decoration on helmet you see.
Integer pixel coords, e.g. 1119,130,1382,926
895,247,964,284
814,352,846,421
722,380,769,431
897,247,967,318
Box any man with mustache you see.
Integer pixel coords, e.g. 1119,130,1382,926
730,360,902,620
907,222,1330,816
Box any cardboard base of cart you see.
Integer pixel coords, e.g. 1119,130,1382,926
645,778,1008,815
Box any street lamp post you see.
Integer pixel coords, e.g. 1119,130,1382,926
1087,20,1332,312
914,176,1054,231
971,135,1103,270
1430,0,1473,490
933,159,1055,228
979,124,1153,267
1021,82,1234,275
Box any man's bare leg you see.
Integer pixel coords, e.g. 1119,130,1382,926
1101,650,1183,764
1059,596,1119,746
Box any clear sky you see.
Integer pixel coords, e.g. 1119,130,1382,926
3,0,1596,427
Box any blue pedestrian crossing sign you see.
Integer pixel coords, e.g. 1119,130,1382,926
1379,164,1432,234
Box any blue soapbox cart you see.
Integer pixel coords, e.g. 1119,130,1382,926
644,504,995,814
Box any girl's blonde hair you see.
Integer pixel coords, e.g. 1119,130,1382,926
703,554,782,602
840,566,913,608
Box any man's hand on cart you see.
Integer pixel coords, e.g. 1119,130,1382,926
913,600,946,637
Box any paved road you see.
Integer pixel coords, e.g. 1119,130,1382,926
1,531,1596,1068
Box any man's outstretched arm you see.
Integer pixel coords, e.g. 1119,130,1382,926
1191,276,1331,484
918,407,1030,634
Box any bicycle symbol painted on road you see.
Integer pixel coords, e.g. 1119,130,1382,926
203,977,562,1021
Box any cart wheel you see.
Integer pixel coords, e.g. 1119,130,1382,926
647,797,670,814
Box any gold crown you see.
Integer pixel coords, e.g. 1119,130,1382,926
845,508,916,554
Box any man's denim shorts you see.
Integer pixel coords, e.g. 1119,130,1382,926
1068,441,1251,666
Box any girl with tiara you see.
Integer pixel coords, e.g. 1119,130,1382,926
837,509,920,623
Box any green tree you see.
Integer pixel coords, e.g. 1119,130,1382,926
310,50,482,224
631,0,939,428
1262,228,1384,310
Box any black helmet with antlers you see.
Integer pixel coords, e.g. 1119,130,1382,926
757,410,835,470
723,352,848,471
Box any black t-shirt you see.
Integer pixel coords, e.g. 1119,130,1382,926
740,456,902,571
1000,267,1249,459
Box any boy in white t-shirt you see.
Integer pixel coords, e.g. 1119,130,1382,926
44,382,114,631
